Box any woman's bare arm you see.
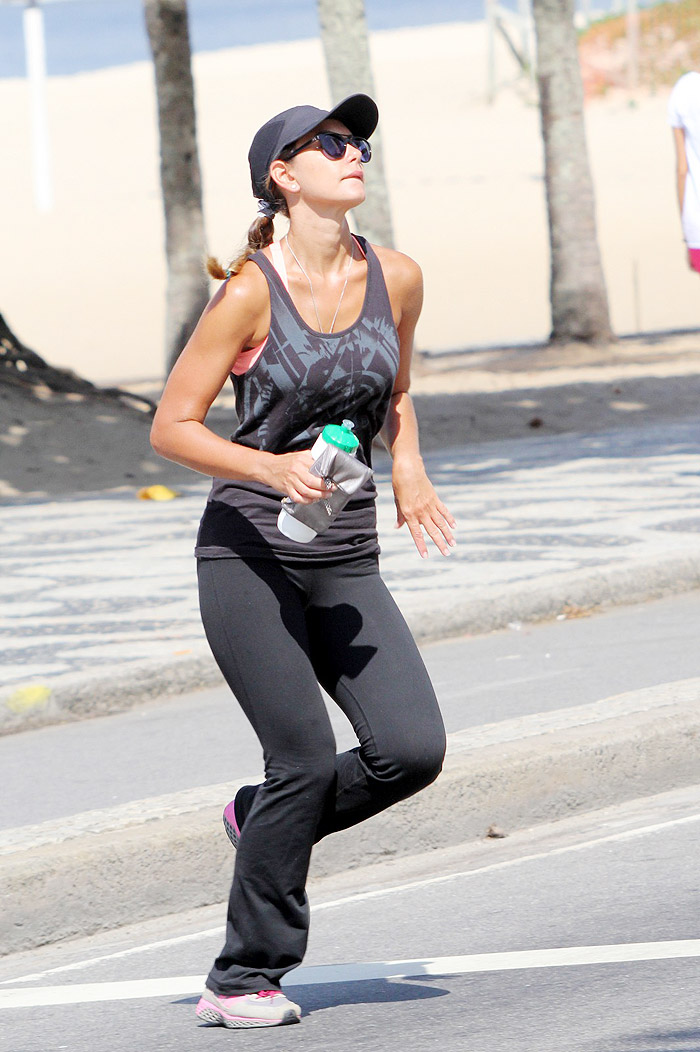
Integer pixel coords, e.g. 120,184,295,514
376,248,456,558
150,263,327,504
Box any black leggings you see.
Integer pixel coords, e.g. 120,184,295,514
197,554,446,996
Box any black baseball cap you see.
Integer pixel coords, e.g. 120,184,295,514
248,93,379,203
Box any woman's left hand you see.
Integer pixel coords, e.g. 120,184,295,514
392,456,456,559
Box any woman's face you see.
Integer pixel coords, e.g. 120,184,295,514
277,119,368,213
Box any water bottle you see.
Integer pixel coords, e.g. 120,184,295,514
277,420,369,543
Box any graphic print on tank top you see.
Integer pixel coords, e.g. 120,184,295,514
231,237,399,466
197,236,400,562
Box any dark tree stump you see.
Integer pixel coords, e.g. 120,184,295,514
0,314,156,414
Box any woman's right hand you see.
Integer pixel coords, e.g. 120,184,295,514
265,451,328,504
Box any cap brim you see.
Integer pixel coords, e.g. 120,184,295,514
325,94,379,139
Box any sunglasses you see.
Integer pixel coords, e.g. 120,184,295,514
282,132,372,164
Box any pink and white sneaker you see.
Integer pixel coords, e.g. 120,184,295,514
222,784,257,849
222,798,242,849
196,987,301,1028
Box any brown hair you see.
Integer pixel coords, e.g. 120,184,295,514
207,179,289,280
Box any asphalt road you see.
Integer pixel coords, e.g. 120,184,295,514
2,784,699,1052
4,589,700,829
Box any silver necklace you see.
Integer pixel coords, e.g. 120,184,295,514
284,235,354,334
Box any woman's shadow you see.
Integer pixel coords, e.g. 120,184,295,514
284,975,448,1014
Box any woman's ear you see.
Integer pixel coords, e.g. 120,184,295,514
269,159,299,195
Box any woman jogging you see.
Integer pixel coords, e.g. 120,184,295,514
150,93,455,1030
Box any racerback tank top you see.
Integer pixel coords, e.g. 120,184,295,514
195,235,400,564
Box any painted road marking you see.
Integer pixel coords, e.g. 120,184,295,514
4,807,700,987
312,810,700,912
2,941,700,1008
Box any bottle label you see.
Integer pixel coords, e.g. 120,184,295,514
279,447,373,539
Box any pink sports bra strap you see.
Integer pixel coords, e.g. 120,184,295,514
232,242,290,375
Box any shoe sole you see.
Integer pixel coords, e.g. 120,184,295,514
196,1005,300,1028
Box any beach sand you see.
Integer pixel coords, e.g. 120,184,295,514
1,21,698,387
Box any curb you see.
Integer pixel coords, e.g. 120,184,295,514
407,551,700,642
3,551,700,736
2,678,699,955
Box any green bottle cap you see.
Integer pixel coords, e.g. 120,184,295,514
321,420,359,453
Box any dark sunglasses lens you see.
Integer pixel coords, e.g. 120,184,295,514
316,134,372,162
318,133,346,158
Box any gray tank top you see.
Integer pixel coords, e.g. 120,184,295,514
195,235,400,563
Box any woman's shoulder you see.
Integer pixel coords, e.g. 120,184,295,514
367,243,423,293
202,257,271,347
217,257,270,312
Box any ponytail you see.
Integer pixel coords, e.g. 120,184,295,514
206,214,274,279
208,180,288,280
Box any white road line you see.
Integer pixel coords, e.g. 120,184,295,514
312,811,700,912
0,927,225,985
2,941,700,1009
4,808,699,987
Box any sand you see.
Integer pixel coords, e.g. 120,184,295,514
1,21,698,388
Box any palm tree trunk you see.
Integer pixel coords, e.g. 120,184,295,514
316,0,395,248
532,0,613,343
144,0,210,370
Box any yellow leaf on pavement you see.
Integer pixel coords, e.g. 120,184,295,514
137,485,180,501
6,685,52,714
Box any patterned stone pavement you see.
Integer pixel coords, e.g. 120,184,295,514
1,420,699,732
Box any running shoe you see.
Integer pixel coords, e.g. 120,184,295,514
222,784,257,849
196,987,301,1028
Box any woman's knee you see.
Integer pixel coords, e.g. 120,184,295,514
406,735,446,790
378,727,446,795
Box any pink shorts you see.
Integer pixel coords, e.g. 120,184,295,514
689,248,700,273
